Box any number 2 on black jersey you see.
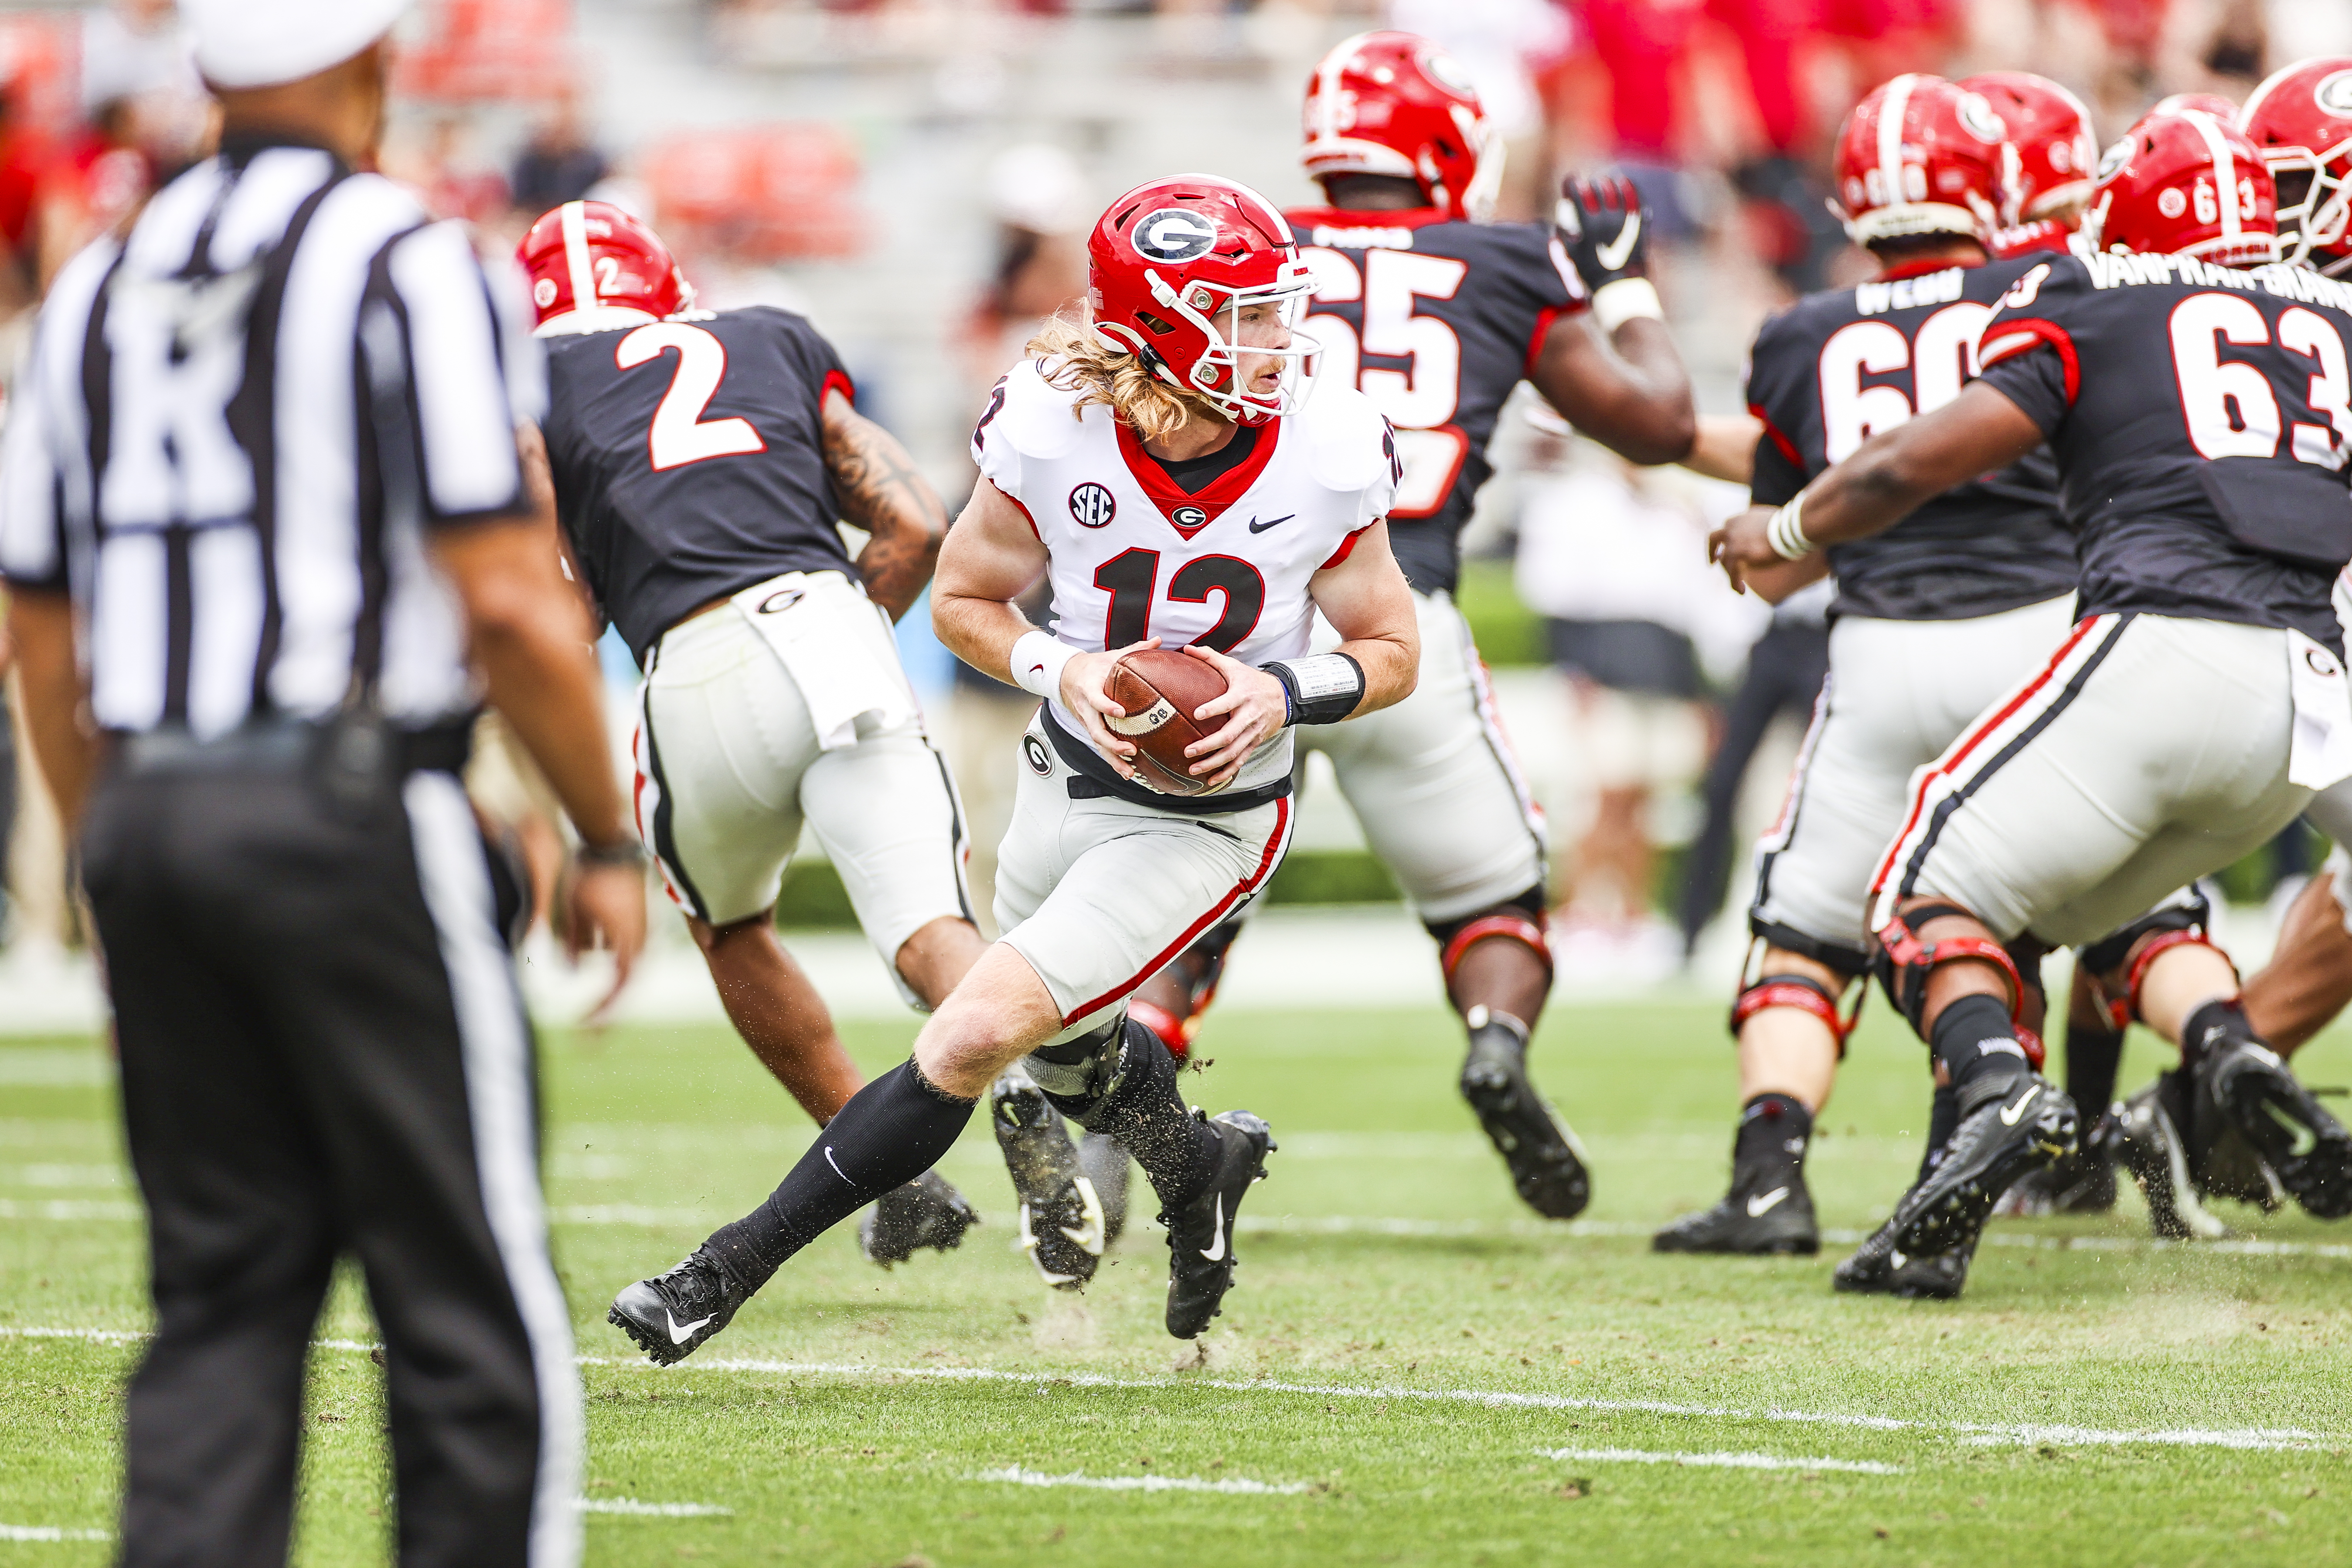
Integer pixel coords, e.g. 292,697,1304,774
1094,548,1266,653
617,323,767,471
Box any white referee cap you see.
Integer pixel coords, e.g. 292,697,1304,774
184,0,411,90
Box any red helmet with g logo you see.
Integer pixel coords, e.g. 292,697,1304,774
1960,71,2097,223
1086,174,1318,425
1301,30,1499,223
515,201,694,336
1831,75,2015,247
2083,109,2277,266
2240,58,2352,275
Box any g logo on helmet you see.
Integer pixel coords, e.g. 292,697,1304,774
533,277,558,307
2318,71,2352,118
1957,92,2006,145
2158,187,2188,219
1069,482,1116,528
1133,207,1219,263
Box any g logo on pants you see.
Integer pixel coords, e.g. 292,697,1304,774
1023,735,1053,775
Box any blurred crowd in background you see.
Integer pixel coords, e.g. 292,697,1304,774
3,0,2347,983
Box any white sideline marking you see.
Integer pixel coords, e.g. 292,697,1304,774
0,1524,110,1541
974,1466,1307,1495
1539,1446,1901,1474
578,1498,732,1517
574,1355,2333,1453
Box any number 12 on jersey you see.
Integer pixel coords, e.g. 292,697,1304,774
1094,548,1266,653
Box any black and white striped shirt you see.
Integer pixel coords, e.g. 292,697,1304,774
0,134,542,737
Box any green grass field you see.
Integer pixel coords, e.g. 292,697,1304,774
6,993,2352,1565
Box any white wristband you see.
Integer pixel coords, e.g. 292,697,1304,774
1591,277,1665,334
1010,630,1076,700
1766,492,1814,561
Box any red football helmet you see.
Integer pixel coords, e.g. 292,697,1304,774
1960,71,2097,223
2083,109,2277,266
1831,74,2015,247
2241,58,2352,275
1086,175,1317,424
515,200,694,336
1301,29,1499,223
2152,92,2243,121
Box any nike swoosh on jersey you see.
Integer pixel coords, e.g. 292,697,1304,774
1198,1194,1227,1261
1997,1084,2041,1126
1246,514,1295,534
665,1309,715,1345
1595,213,1642,274
1745,1186,1790,1217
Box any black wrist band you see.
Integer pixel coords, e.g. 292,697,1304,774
1262,652,1366,725
578,835,645,869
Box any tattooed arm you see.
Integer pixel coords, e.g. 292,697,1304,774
820,386,948,622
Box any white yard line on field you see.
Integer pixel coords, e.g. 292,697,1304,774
973,1466,1307,1495
577,1498,732,1517
1537,1446,1902,1474
0,1524,110,1541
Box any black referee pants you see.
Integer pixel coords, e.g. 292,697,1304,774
79,761,579,1568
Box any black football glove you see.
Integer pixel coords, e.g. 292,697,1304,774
1555,174,1650,292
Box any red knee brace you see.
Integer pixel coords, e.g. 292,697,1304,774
1731,973,1860,1052
1875,904,2026,1035
1440,912,1552,985
2092,930,2236,1031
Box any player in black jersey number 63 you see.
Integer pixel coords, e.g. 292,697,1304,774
1715,107,2352,1272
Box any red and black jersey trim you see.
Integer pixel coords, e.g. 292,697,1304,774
1115,417,1283,537
1749,403,1807,469
1978,318,2081,404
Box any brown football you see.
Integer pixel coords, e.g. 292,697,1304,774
1105,647,1231,796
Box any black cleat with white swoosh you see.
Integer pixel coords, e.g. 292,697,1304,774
1888,1072,2078,1258
1651,1164,1819,1255
1161,1109,1274,1340
2196,1039,2352,1219
608,1246,752,1367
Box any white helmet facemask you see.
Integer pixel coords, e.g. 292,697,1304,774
1147,260,1323,422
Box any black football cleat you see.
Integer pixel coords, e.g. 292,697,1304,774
1075,1129,1132,1245
2196,1039,2352,1219
1993,1144,2118,1217
1459,1030,1591,1220
1832,1215,1974,1299
2108,1081,2231,1240
608,1247,751,1367
1652,1166,1819,1255
1163,1109,1274,1340
1889,1072,2078,1258
859,1169,981,1268
990,1069,1104,1290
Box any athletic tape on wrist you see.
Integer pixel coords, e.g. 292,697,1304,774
1263,653,1365,725
1011,630,1076,701
1591,277,1664,334
1766,492,1814,561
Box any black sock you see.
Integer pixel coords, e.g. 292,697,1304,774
1042,1019,1222,1210
1930,993,2032,1095
2063,1011,2125,1118
705,1060,975,1290
2180,998,2256,1076
1918,1082,1961,1183
1733,1092,1811,1175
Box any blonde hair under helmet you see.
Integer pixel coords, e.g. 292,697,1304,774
183,0,410,91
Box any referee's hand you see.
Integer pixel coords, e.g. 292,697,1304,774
568,858,647,1019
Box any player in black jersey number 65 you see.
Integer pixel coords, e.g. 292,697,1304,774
1715,107,2352,1269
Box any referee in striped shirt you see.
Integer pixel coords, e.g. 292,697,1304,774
0,5,644,1564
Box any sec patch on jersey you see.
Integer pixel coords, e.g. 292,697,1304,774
1106,648,1229,796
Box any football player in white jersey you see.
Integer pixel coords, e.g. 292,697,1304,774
608,174,1419,1358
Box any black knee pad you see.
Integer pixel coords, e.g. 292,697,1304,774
1032,1015,1175,1134
1870,901,2024,1039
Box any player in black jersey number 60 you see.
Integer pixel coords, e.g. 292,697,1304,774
1715,107,2352,1270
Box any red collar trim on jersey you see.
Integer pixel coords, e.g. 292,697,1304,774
1283,206,1453,232
1115,417,1283,538
1875,257,1979,281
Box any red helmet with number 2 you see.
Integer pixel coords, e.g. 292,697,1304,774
2085,109,2277,266
1087,174,1318,425
515,200,694,337
1960,71,2097,223
1831,75,2015,246
1301,30,1500,223
2240,58,2352,275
